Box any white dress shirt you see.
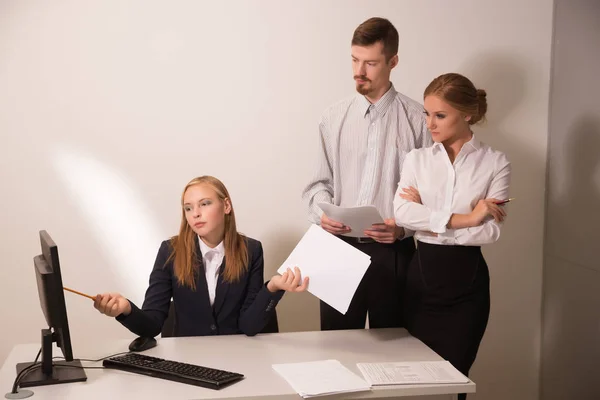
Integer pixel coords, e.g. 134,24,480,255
198,237,225,306
393,135,511,246
302,84,432,223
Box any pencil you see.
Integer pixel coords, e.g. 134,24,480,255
63,286,96,301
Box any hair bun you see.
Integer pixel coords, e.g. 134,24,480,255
470,88,488,125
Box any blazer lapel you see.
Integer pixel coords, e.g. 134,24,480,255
212,258,229,315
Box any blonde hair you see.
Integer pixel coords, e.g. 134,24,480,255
424,73,487,125
168,176,248,289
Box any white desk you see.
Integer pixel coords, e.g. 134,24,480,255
1,328,474,399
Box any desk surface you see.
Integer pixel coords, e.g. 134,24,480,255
1,328,474,399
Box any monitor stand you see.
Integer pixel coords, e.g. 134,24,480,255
14,329,87,388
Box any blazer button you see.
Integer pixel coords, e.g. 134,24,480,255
210,324,217,331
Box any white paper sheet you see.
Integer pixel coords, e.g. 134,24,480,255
317,202,384,238
273,359,371,398
277,224,371,314
357,361,470,386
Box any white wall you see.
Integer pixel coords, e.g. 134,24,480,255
541,0,600,399
0,1,553,399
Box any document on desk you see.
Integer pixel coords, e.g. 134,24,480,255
273,359,371,398
357,361,470,386
317,202,384,238
277,224,371,314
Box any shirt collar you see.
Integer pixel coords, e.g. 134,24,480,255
432,133,481,154
198,236,225,259
357,83,397,118
463,133,481,152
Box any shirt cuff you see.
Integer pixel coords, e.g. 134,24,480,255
115,299,136,322
309,203,325,225
430,211,452,233
264,281,285,301
438,229,455,245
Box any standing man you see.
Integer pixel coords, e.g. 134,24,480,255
302,17,432,331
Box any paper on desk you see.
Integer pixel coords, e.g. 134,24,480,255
318,202,384,237
273,359,371,398
277,224,371,314
357,361,470,386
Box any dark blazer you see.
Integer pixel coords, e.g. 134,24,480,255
116,236,284,337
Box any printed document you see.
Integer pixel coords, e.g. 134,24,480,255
357,361,470,385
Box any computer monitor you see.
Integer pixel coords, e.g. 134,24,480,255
15,230,87,387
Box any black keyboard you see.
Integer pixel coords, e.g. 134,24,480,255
102,353,244,390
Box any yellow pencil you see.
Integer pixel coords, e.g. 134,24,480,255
63,286,96,301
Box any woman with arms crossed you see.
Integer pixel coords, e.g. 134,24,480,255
394,73,511,399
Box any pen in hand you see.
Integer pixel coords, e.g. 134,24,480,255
496,198,515,206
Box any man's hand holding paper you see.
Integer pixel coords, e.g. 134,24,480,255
317,203,386,238
364,218,405,243
320,213,351,236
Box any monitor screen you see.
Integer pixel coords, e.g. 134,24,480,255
13,230,87,389
34,230,74,361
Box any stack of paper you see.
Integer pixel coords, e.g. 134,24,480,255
357,361,470,386
277,224,371,315
273,359,371,398
317,203,384,238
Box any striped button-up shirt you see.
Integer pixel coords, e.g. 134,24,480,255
302,84,432,225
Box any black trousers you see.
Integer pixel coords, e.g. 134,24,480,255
404,241,490,400
320,237,416,330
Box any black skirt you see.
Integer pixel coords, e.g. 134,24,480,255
404,241,490,376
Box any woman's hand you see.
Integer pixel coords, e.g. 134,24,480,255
267,267,309,293
399,186,422,204
470,198,507,225
94,293,132,317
